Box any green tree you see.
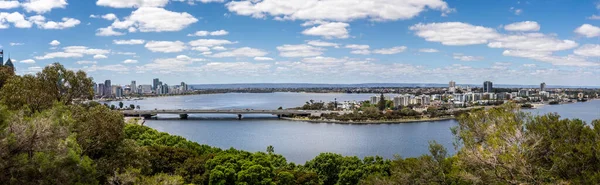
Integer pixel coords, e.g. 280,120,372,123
377,94,386,111
0,65,15,89
130,104,135,109
119,101,124,109
267,145,275,154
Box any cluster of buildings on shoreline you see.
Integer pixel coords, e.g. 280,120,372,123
341,81,598,111
0,50,15,70
93,78,190,99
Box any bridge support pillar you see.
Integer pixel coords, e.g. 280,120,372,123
277,114,281,119
237,114,242,120
179,114,188,119
142,114,154,119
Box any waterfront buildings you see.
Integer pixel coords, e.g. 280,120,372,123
104,80,112,97
540,82,546,91
130,81,137,94
448,81,456,93
153,78,160,91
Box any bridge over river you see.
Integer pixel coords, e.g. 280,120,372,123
121,109,344,119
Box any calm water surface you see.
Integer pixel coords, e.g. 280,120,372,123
117,93,600,163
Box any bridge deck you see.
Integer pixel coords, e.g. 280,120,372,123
121,109,342,116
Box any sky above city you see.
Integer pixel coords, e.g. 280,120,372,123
1,0,600,86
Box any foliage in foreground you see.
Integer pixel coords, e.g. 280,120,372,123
2,64,600,184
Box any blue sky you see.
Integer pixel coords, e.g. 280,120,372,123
1,0,600,86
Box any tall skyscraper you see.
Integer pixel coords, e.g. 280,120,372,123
104,80,112,97
0,50,3,66
98,83,105,96
540,82,546,91
483,81,493,93
131,81,137,94
153,78,160,91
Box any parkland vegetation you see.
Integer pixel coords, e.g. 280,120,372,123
1,63,600,184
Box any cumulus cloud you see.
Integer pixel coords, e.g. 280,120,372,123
504,21,540,32
419,48,439,53
96,0,170,8
306,40,339,48
93,54,108,59
254,56,274,61
35,46,110,60
574,44,600,57
20,59,35,64
301,21,349,39
96,26,124,36
28,16,81,29
410,22,500,46
345,44,370,50
0,1,19,9
145,40,187,53
0,12,33,29
113,39,146,45
210,47,268,58
453,53,484,61
136,55,205,73
9,42,23,46
187,30,229,36
49,40,60,46
99,7,198,35
373,46,407,54
503,50,598,66
22,0,67,14
225,0,452,22
76,61,97,65
574,24,600,38
277,44,324,57
188,39,236,52
488,33,578,52
123,59,138,64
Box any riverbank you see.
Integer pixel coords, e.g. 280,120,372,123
281,116,456,124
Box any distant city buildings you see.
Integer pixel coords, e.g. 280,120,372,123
0,50,15,71
92,78,191,99
540,82,546,92
448,81,456,93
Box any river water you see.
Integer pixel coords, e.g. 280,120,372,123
114,93,600,163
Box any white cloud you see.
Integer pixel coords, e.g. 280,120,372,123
96,0,170,8
345,44,370,50
588,15,600,20
35,52,83,60
254,56,273,61
0,1,19,9
574,44,600,57
136,55,205,73
453,53,484,61
123,59,138,64
410,22,500,46
522,64,537,68
503,50,598,67
188,39,236,52
104,7,198,33
20,59,35,64
22,0,67,14
28,16,80,29
49,40,60,46
93,54,108,59
145,40,187,53
35,46,110,60
301,21,349,39
350,50,371,55
225,0,452,22
574,24,600,38
76,61,97,65
188,29,229,36
96,26,124,36
373,46,407,54
113,51,137,55
0,12,33,29
419,48,439,53
102,13,118,20
504,21,540,32
212,46,227,51
113,39,146,45
9,42,23,46
199,62,271,75
277,44,324,57
306,40,339,48
210,47,268,58
84,64,129,72
488,33,578,52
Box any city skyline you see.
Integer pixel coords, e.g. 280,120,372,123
1,0,600,85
